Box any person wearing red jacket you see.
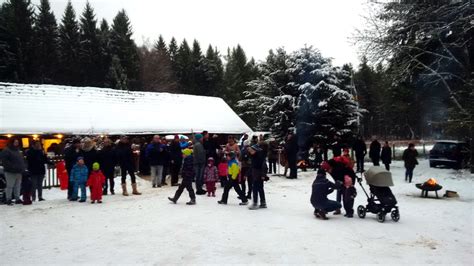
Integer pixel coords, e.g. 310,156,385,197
87,162,106,203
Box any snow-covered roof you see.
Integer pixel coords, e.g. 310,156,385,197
0,83,252,135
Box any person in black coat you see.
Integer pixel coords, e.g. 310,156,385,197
325,159,358,215
98,138,117,195
64,138,83,200
26,141,53,201
369,138,381,166
169,135,183,186
381,141,392,171
284,132,298,179
310,169,342,220
203,131,219,164
161,139,171,186
352,136,367,172
115,136,141,195
331,135,343,158
81,137,98,176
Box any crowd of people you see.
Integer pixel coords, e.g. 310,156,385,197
0,132,418,220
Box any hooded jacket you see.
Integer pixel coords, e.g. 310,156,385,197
310,173,336,209
26,148,52,175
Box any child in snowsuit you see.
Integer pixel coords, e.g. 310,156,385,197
218,152,248,205
218,157,228,187
168,149,196,205
70,157,89,202
342,175,357,218
87,162,106,204
203,157,219,197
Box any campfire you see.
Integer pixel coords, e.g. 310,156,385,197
416,178,443,198
425,178,438,187
297,160,308,171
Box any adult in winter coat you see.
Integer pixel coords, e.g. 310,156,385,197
402,143,418,183
193,134,207,195
115,136,141,196
239,140,252,198
0,138,26,205
310,169,342,220
169,135,183,186
352,136,367,172
324,159,358,215
369,139,381,166
64,138,83,199
98,138,117,195
26,141,53,201
331,135,343,158
203,131,219,163
380,141,392,171
161,138,171,186
168,148,196,205
248,143,267,210
284,132,298,179
267,139,278,174
146,135,166,188
81,137,98,175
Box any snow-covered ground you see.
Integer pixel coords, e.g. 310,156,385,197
1,160,472,265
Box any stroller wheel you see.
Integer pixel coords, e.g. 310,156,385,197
391,210,400,222
377,212,386,223
357,205,366,218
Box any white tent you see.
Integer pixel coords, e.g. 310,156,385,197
0,83,252,135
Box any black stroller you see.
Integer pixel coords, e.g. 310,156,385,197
357,166,400,223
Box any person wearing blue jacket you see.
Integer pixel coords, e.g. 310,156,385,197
70,157,89,202
310,168,342,220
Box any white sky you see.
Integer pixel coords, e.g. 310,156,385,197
31,0,368,66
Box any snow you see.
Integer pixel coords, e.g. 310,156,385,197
0,160,472,264
0,83,252,135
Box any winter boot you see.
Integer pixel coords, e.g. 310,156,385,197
317,210,328,220
217,200,227,205
132,183,141,195
103,188,108,196
122,183,129,196
259,203,267,209
239,201,248,206
333,209,341,215
168,197,177,204
248,203,259,210
186,199,196,205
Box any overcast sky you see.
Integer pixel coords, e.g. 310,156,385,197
31,0,368,66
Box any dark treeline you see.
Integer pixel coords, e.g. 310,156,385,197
0,0,258,111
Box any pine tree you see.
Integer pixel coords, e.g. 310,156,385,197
223,44,256,109
33,0,58,83
201,44,224,96
109,9,139,90
106,55,127,90
175,39,192,93
154,35,168,56
190,39,206,95
97,19,111,87
58,1,80,85
79,1,101,86
0,0,35,82
168,37,178,64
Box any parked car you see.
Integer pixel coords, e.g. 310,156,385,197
429,140,470,169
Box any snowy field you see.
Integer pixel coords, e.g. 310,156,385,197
1,159,472,265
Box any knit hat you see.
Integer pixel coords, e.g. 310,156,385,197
320,161,330,171
77,156,84,161
195,134,203,140
92,162,100,171
182,148,193,157
208,157,214,162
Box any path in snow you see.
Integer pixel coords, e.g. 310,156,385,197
0,160,472,264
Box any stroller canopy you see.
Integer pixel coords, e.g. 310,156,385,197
364,166,394,187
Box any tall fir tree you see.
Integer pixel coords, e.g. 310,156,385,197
0,0,35,82
97,18,111,87
175,39,192,93
201,44,224,96
78,1,101,86
154,35,168,56
33,0,58,83
109,9,139,90
58,1,80,85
